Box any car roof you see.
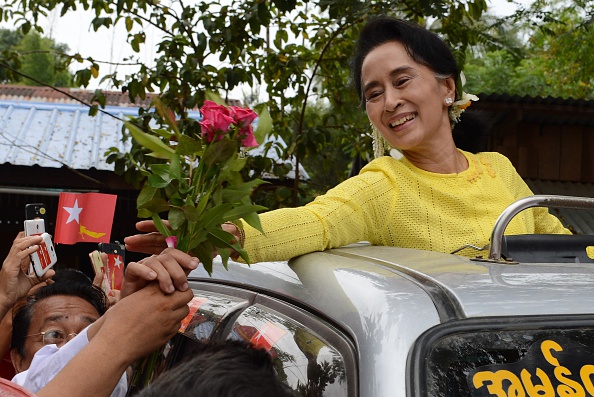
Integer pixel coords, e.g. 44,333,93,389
190,242,594,320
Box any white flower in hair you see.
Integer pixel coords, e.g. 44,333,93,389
449,73,479,123
449,92,479,123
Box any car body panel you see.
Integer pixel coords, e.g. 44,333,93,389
188,242,594,396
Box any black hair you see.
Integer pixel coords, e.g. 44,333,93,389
11,281,108,357
50,268,93,285
136,340,298,397
352,16,459,107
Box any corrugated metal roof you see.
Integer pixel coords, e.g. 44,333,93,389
0,98,310,180
0,84,155,107
0,100,137,170
525,179,594,235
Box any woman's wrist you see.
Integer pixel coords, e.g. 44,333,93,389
223,222,245,259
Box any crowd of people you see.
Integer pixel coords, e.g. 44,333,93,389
1,15,569,397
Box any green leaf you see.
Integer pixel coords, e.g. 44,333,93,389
137,184,160,208
193,242,214,275
138,198,170,214
126,121,175,160
203,139,237,165
218,247,231,269
151,214,171,237
241,211,265,235
182,204,202,223
200,203,234,231
147,174,170,188
175,135,202,156
169,154,181,180
209,228,246,256
224,204,266,222
222,179,268,202
204,90,227,106
137,208,152,218
253,103,273,146
168,207,186,230
152,128,176,139
154,97,180,135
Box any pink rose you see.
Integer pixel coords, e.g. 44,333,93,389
238,125,258,147
165,236,178,248
199,101,234,143
229,106,258,147
230,106,258,128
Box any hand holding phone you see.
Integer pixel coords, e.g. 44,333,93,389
89,250,110,294
30,233,58,278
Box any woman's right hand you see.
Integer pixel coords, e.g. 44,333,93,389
124,220,168,255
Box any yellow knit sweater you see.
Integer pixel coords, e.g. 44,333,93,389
242,150,570,263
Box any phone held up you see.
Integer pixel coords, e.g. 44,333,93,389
30,232,58,277
24,203,57,277
99,241,125,291
24,202,47,237
89,250,109,294
25,203,47,221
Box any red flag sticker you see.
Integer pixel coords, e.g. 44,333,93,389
54,193,117,244
249,322,288,352
179,296,208,333
106,253,124,291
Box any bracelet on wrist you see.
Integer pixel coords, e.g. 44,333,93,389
224,221,245,250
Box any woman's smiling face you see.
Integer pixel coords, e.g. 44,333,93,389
361,40,455,154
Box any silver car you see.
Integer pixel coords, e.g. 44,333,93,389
138,195,594,397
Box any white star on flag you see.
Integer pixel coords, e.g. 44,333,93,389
63,199,83,224
113,256,123,269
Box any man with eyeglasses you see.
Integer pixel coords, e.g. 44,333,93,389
10,278,117,393
8,247,198,397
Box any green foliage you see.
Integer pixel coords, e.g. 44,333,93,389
3,0,496,209
0,28,74,86
465,2,594,100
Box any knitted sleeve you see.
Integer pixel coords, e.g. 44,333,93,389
242,167,395,263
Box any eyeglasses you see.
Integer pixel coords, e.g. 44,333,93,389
25,330,78,346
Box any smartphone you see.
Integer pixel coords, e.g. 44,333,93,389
30,232,58,277
25,203,47,222
99,242,125,291
25,203,47,274
24,219,45,236
89,250,110,294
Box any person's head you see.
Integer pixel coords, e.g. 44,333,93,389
136,340,297,397
10,280,108,372
352,17,460,153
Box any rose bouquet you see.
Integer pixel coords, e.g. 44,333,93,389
125,93,270,273
124,94,270,392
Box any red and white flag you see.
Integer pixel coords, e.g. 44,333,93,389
106,251,124,291
54,192,117,244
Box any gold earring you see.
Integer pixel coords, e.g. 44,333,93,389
370,122,389,159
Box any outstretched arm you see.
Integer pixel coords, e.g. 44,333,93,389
124,220,242,258
36,282,193,397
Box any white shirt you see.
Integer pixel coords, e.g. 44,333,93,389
12,326,127,397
